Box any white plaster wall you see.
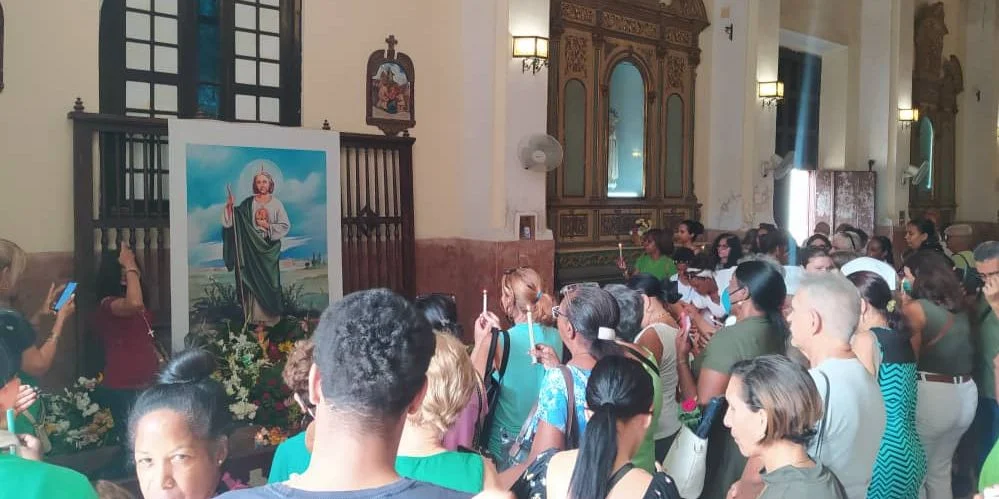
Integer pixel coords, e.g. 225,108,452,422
693,0,715,216
0,0,100,252
891,0,915,226
856,0,894,222
746,0,780,225
819,47,848,170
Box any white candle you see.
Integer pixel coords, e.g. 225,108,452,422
482,289,488,315
618,242,624,260
527,309,537,364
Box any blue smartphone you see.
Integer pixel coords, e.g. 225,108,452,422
52,282,77,312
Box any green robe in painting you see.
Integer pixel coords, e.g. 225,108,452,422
223,197,286,318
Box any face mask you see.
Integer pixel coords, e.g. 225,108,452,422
721,288,732,315
901,278,913,295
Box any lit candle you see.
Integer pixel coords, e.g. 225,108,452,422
527,309,537,364
482,289,488,315
618,242,624,260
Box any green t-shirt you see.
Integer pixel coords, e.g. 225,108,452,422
760,463,847,499
0,453,97,499
632,348,662,474
952,250,975,270
634,254,678,280
917,299,974,376
267,431,311,483
977,296,999,400
701,317,784,374
395,451,485,494
982,440,999,492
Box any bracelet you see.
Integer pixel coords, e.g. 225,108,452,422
126,268,141,278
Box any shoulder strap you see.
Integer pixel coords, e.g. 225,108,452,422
814,371,831,458
607,462,635,490
497,329,511,378
925,311,956,350
559,365,578,449
622,344,660,377
483,329,499,380
633,324,656,343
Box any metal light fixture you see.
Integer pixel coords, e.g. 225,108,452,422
513,36,550,74
758,81,784,108
899,108,919,127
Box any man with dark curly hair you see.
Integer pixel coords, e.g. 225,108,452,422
220,288,472,498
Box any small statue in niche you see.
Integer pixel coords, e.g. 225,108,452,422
608,108,620,189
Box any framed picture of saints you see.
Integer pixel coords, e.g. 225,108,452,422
168,119,343,352
366,34,415,136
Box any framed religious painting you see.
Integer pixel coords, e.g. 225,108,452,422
168,119,343,352
366,35,415,136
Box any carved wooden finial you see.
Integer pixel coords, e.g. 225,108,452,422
385,35,398,57
73,97,84,112
322,119,331,130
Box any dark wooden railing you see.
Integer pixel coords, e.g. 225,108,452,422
69,101,414,373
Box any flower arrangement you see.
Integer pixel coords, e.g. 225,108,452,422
40,376,115,454
192,317,313,444
632,218,653,237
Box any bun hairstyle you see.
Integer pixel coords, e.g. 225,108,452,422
568,356,654,499
846,271,903,332
908,218,944,252
627,273,676,305
414,293,463,339
734,261,789,349
128,349,232,449
501,267,555,326
563,286,623,360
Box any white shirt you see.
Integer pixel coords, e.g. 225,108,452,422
808,358,885,499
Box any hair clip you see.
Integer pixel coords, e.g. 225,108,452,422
886,299,896,313
597,327,617,341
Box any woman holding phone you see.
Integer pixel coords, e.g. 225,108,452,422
0,239,75,437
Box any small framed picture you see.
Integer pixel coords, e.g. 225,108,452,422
518,214,536,241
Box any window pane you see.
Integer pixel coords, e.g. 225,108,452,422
259,97,280,122
607,61,645,198
126,81,152,110
235,94,257,120
235,4,256,29
153,0,178,15
260,62,280,87
126,0,152,10
154,16,178,44
235,59,257,84
154,46,179,73
235,31,256,57
563,80,586,197
198,84,221,117
260,35,280,60
260,8,280,33
199,0,219,17
154,84,178,112
126,42,151,70
198,23,221,83
125,12,151,40
260,0,279,6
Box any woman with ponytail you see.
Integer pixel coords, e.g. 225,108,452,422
130,349,233,499
511,356,681,499
845,270,925,499
496,286,622,487
676,260,788,499
472,267,562,471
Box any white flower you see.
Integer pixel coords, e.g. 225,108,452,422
229,401,258,421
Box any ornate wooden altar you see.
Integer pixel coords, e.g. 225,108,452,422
547,0,708,285
910,2,962,224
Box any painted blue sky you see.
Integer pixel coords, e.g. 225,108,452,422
186,144,328,268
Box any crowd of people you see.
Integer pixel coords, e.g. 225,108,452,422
3,215,999,498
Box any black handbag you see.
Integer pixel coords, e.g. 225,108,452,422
475,328,510,451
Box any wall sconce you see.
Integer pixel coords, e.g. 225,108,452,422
898,108,919,127
757,81,784,108
513,36,550,74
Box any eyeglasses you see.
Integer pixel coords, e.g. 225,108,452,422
552,305,569,320
559,281,598,297
977,270,999,280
